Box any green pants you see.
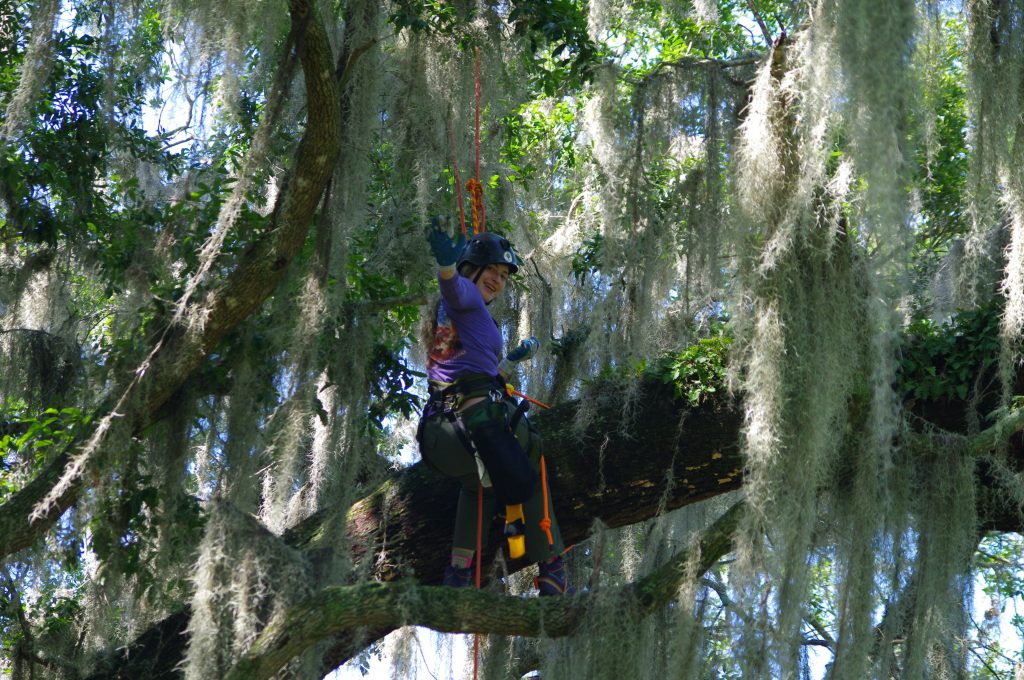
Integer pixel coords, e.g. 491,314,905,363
418,396,565,563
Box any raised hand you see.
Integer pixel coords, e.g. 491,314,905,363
426,217,466,267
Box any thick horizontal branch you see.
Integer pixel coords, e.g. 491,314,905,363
291,378,746,586
227,502,745,680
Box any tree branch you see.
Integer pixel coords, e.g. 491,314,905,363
225,502,745,680
0,0,343,561
76,362,1024,679
744,0,774,46
969,405,1024,456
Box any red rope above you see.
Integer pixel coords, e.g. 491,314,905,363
472,47,485,233
467,178,484,235
448,120,468,237
452,48,486,237
472,481,483,680
474,47,481,184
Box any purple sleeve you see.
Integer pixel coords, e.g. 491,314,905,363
427,274,504,382
439,273,483,311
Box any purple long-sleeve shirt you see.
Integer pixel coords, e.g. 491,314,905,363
426,273,502,384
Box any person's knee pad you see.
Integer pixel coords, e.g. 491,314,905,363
467,410,537,505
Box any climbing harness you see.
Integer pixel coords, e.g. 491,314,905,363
424,375,502,468
424,376,537,502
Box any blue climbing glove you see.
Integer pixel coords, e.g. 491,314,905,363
426,217,466,267
506,336,540,363
498,337,539,377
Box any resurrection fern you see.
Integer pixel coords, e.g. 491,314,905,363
654,335,732,407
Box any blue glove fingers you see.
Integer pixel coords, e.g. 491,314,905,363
506,336,539,362
427,218,462,266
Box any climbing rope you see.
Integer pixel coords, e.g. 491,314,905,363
468,45,487,680
539,456,554,546
472,47,486,233
509,388,550,410
467,177,485,234
452,47,486,238
473,481,483,680
506,385,555,547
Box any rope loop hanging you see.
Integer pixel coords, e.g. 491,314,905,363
450,47,486,237
467,177,485,234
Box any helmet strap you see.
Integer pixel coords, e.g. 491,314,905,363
468,265,494,305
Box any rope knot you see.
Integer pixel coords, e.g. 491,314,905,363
467,178,485,234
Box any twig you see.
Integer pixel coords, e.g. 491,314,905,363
339,39,379,88
804,614,835,648
528,257,550,293
969,406,1024,456
2,567,33,648
410,629,442,680
744,0,774,46
347,293,429,312
623,53,763,87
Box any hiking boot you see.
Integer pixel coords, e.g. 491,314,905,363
443,563,474,588
535,556,573,596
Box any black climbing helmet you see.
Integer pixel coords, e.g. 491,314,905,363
457,232,519,275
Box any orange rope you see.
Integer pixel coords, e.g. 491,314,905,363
473,482,483,680
472,48,486,233
470,53,487,680
474,483,483,588
539,455,554,546
506,387,555,546
474,48,482,186
467,178,484,235
510,388,551,410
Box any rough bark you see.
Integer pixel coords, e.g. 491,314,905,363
289,379,746,587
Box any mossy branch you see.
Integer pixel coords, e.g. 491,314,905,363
969,404,1024,456
225,502,745,680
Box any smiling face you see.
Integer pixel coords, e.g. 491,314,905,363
474,263,511,303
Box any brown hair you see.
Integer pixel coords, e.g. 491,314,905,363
419,295,441,352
